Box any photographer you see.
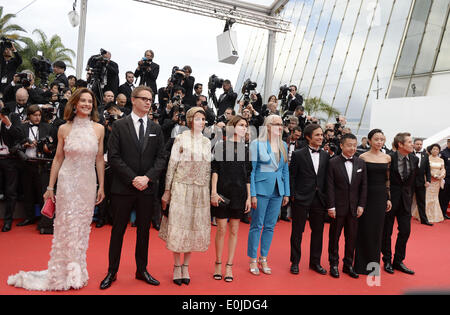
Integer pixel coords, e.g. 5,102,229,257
5,88,30,121
51,61,69,89
118,71,135,110
239,101,263,137
181,65,195,108
161,105,184,143
196,95,215,127
86,49,119,102
282,116,299,142
103,51,119,96
262,101,280,117
0,100,22,232
286,85,303,112
193,83,203,100
157,77,173,113
134,50,159,95
16,105,52,228
211,79,237,117
0,38,22,94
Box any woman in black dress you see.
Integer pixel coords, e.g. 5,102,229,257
354,129,392,275
211,115,252,282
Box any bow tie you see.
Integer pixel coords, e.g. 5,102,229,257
30,123,39,127
309,147,320,153
344,157,354,163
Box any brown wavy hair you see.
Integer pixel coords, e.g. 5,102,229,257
64,88,99,122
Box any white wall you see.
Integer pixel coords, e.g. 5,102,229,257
427,72,450,97
370,95,450,147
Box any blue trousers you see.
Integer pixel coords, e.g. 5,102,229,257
247,190,283,259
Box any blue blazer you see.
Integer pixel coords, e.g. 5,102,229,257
250,140,290,197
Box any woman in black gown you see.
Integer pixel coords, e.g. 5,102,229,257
354,129,392,275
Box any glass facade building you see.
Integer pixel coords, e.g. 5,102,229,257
235,0,450,136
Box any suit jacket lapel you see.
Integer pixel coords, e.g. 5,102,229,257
141,121,152,153
303,148,316,177
126,115,140,152
338,155,350,185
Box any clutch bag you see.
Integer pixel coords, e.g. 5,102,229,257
41,198,55,219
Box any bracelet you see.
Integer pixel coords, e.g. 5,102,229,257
47,187,54,191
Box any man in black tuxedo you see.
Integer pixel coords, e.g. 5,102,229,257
5,87,30,122
16,105,52,227
327,133,367,279
382,132,418,275
212,80,237,117
104,51,120,97
118,71,135,110
0,42,22,94
289,124,329,275
134,50,159,95
100,86,166,289
413,138,432,225
0,101,22,232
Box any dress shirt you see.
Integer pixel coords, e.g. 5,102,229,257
342,153,354,184
130,111,148,140
26,124,39,157
308,146,320,175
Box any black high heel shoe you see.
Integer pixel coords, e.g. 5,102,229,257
224,263,233,282
182,264,190,285
173,265,182,286
213,262,222,280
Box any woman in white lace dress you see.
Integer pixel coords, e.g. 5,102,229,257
160,107,211,286
7,88,105,291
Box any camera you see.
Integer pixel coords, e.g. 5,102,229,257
208,74,224,92
104,112,120,125
216,114,227,124
87,48,109,81
0,36,13,50
140,57,152,71
31,55,53,88
170,66,185,86
241,79,257,108
0,106,11,117
41,106,56,122
37,136,56,155
16,73,31,88
9,138,33,161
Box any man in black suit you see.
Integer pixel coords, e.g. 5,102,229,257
5,87,30,122
413,138,432,226
327,133,367,279
52,61,69,88
100,86,166,289
439,139,450,219
212,80,237,117
104,51,120,97
0,41,22,94
118,71,135,110
382,132,418,275
16,105,52,227
0,101,22,232
289,124,329,275
134,50,159,96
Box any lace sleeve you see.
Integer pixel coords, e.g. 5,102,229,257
165,135,182,191
386,162,391,201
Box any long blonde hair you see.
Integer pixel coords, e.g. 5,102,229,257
258,115,287,163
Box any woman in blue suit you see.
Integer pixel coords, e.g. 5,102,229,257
248,115,290,275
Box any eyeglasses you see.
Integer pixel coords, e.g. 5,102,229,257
134,96,152,103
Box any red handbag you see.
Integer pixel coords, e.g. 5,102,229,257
41,198,55,219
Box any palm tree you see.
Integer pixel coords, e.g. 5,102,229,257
0,6,28,48
303,97,341,123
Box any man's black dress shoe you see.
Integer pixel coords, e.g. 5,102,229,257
2,222,11,232
290,264,299,275
17,218,36,227
330,266,339,278
280,216,291,222
39,228,53,235
100,272,117,290
393,262,415,275
384,262,394,274
96,220,105,228
136,271,160,286
241,217,250,224
443,214,450,220
309,264,327,275
152,221,160,231
343,265,359,279
421,221,433,226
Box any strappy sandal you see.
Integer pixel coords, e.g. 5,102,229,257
249,258,260,275
213,262,222,280
224,263,233,282
258,257,272,275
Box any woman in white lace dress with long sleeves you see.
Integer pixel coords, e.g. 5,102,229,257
7,88,105,291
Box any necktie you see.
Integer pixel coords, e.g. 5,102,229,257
402,156,408,181
138,118,144,148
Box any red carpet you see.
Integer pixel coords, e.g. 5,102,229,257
1,216,449,295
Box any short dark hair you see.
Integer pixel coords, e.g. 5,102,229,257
76,79,88,88
340,133,357,144
295,105,304,112
225,107,235,115
223,79,231,85
53,60,66,70
173,86,185,94
67,75,77,81
304,123,322,141
427,143,441,154
325,128,334,134
289,85,297,91
26,104,42,117
413,138,424,143
125,71,134,78
194,83,203,90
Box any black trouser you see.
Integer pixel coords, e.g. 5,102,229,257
108,192,155,274
290,195,325,266
280,201,289,218
439,180,450,216
97,166,113,224
414,185,428,223
0,158,19,223
20,162,48,221
381,199,411,265
328,212,358,267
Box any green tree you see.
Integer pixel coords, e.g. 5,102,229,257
0,6,28,47
303,97,341,123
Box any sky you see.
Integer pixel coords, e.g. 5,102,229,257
4,0,257,94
